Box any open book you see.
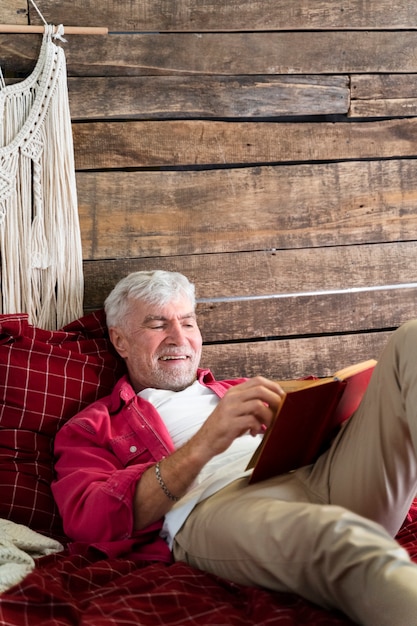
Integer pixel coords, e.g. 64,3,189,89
246,359,377,484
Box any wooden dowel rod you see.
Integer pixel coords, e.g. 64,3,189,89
0,24,108,35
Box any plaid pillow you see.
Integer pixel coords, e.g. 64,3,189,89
0,310,125,541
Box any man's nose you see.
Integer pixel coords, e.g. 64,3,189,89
166,321,186,343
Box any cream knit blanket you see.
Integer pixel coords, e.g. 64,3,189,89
0,518,63,594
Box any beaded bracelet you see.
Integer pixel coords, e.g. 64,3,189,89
155,461,180,502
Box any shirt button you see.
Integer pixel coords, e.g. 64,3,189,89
130,445,137,453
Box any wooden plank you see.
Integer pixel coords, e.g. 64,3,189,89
0,35,42,76
74,118,417,169
350,75,417,118
351,75,417,100
77,159,417,260
82,242,417,307
82,243,417,341
0,1,27,26
200,332,393,380
30,1,417,32
57,32,417,76
350,99,417,119
195,287,417,342
68,75,349,121
4,32,417,76
84,285,416,346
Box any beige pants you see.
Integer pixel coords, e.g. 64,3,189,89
174,319,417,626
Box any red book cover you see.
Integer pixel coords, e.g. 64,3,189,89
247,359,377,484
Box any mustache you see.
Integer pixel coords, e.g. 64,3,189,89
157,348,194,358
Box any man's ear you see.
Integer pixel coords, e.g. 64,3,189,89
108,327,128,359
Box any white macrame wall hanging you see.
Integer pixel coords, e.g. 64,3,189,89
0,23,84,330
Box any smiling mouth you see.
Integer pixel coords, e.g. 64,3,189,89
159,355,188,361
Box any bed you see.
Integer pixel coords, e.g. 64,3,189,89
0,309,416,625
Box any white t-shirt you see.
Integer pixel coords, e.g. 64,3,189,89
138,381,261,548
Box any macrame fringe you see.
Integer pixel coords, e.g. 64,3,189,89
0,30,83,329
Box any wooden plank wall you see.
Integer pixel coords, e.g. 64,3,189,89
1,0,417,380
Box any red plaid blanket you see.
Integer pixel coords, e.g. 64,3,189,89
1,503,416,626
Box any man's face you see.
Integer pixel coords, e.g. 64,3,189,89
109,295,203,392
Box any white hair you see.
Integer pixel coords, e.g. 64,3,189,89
104,270,196,328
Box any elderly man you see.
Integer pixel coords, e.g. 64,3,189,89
53,270,417,626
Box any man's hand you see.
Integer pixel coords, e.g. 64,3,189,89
194,376,285,458
133,376,284,531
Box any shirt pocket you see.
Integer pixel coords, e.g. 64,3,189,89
110,431,149,467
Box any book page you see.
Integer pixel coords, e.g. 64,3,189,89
276,377,334,393
333,359,377,381
277,359,377,392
